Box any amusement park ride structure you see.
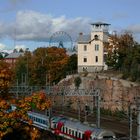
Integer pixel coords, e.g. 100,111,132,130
49,31,76,52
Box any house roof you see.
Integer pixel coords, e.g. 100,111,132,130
5,52,24,59
91,22,110,25
77,34,91,43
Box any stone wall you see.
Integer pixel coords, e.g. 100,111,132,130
53,74,140,112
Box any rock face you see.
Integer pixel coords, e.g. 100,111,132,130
54,74,140,112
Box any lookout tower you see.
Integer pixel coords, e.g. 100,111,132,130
77,22,110,73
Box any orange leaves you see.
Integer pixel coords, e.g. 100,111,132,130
0,91,52,139
0,61,13,99
25,92,52,111
30,127,41,140
0,100,10,110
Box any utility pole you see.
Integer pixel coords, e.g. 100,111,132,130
137,104,140,140
94,88,100,128
85,104,87,123
16,79,19,99
97,92,100,128
128,104,133,140
78,100,81,121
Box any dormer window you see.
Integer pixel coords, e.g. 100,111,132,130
95,24,99,28
94,35,99,40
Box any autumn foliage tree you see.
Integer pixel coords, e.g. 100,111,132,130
105,32,140,81
14,47,70,86
0,61,12,98
0,91,52,139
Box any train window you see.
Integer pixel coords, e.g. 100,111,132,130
38,118,41,123
40,119,43,123
54,124,57,128
79,132,81,138
36,118,39,122
35,117,37,122
75,131,77,138
40,118,42,123
103,136,113,139
89,136,92,140
42,120,45,124
66,127,68,133
69,129,71,134
62,126,64,132
82,134,85,139
72,130,74,136
61,126,63,132
33,117,35,121
63,127,65,133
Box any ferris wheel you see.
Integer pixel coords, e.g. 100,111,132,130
49,31,73,51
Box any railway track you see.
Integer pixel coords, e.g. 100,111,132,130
52,106,137,139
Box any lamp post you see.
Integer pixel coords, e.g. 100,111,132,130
26,48,29,86
78,100,81,121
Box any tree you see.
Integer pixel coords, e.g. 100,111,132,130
105,33,136,70
14,51,31,85
19,48,24,53
29,47,48,86
29,47,68,85
0,61,12,99
13,49,18,53
66,54,77,74
74,76,82,89
45,47,69,84
0,91,52,139
105,32,140,81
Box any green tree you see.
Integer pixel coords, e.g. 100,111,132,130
66,54,77,74
14,51,31,85
105,32,140,81
74,76,82,89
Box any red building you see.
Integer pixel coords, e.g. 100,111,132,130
4,52,24,68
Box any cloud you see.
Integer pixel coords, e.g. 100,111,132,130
0,43,6,50
0,10,91,42
111,13,129,20
0,0,29,13
125,24,140,42
127,24,140,34
15,44,26,51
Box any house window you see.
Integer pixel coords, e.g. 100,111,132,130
95,56,98,62
84,45,87,51
95,44,99,51
104,54,107,62
94,35,99,40
83,58,87,62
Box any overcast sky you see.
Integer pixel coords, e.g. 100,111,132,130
0,0,140,51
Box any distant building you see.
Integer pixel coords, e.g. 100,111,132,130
77,22,110,73
4,52,24,67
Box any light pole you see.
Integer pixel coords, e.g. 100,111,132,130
136,98,140,140
85,104,88,123
26,48,29,86
78,100,81,121
128,103,133,140
96,92,100,128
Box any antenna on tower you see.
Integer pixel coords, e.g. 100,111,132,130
13,27,17,50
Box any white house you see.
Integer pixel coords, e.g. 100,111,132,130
77,22,110,73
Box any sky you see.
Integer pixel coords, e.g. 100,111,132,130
0,0,140,52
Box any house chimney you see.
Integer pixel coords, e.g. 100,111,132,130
79,32,83,36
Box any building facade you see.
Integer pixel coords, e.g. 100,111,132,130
4,52,24,68
77,22,110,73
